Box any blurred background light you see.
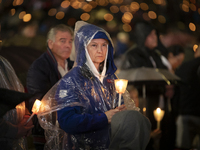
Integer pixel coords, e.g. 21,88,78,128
19,11,26,19
140,3,149,11
189,22,196,31
193,44,198,52
23,14,31,22
104,13,113,21
48,8,57,16
110,5,119,13
80,13,90,21
61,1,70,8
56,11,65,20
122,24,132,32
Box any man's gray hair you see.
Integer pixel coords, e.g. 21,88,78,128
47,24,73,43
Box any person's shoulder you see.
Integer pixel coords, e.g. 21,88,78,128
30,52,50,68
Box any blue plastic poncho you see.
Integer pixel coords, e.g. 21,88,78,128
37,21,139,150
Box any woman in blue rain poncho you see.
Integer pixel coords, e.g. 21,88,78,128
37,21,139,150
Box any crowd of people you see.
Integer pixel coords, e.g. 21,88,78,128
0,20,199,150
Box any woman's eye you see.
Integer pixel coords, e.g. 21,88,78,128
92,44,97,47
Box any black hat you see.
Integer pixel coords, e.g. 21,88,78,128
0,88,33,117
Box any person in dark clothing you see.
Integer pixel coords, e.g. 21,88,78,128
175,44,200,150
121,21,169,150
121,21,167,70
109,110,151,150
26,24,74,149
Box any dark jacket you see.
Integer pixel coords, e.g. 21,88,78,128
175,57,200,116
26,48,73,138
121,21,167,70
26,48,74,110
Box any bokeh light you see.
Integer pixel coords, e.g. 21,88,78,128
23,13,31,22
96,0,108,6
143,12,150,21
61,1,70,8
10,9,16,16
148,11,157,19
89,1,97,8
140,3,149,11
82,3,93,12
19,11,26,19
13,0,23,6
189,3,196,11
104,13,113,21
189,22,196,31
110,5,119,13
71,0,81,9
193,44,198,52
181,4,189,12
158,15,166,23
56,11,65,20
122,24,132,32
107,20,117,29
96,9,108,20
130,2,140,12
120,5,129,13
80,13,90,21
183,0,189,6
48,8,57,16
153,0,166,6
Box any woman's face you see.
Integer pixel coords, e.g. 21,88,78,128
87,38,108,65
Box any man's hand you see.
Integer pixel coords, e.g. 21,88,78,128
16,115,34,138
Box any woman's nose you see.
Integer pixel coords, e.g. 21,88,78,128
97,46,103,52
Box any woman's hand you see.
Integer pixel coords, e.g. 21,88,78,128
105,108,120,124
116,104,127,111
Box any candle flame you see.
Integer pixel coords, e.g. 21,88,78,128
32,99,41,114
114,79,128,94
153,107,165,122
156,107,161,113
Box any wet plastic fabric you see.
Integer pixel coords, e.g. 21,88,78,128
0,56,27,149
37,21,139,150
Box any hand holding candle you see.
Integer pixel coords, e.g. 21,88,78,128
114,79,128,107
26,99,41,124
153,107,165,129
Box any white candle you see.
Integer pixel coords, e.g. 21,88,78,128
114,79,128,107
26,99,41,124
153,107,165,129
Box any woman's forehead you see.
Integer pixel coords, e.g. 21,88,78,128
89,38,109,43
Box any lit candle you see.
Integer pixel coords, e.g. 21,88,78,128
114,79,128,107
153,107,165,129
26,99,41,124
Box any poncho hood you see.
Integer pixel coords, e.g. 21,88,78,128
73,21,117,75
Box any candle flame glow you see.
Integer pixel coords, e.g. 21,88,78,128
114,79,128,94
32,99,41,114
156,107,161,113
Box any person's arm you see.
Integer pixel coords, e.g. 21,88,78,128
0,117,34,138
57,106,108,134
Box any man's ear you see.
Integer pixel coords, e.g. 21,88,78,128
48,40,53,49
